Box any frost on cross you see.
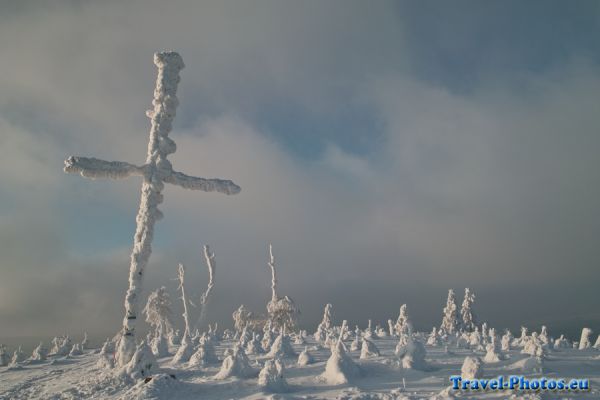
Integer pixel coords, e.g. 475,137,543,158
64,51,241,366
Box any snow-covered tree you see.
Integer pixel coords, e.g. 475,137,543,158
214,345,257,379
297,346,314,366
395,337,428,370
258,358,289,393
460,288,476,332
245,333,264,355
266,329,296,358
30,342,47,362
440,289,459,335
150,325,169,358
10,346,25,366
0,345,10,366
189,334,219,367
359,338,380,359
120,341,157,379
50,336,72,357
172,264,194,363
461,356,483,379
483,335,503,363
554,334,570,349
394,304,411,336
314,304,333,342
192,245,217,330
143,286,174,340
387,319,395,337
97,339,115,369
579,327,593,350
265,244,299,332
232,304,254,333
320,321,360,385
427,327,441,346
81,333,89,350
501,330,513,351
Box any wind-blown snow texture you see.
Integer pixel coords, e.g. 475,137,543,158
63,52,241,366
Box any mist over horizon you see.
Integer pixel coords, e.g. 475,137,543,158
1,0,600,343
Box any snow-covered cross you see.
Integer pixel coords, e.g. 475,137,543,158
64,52,241,366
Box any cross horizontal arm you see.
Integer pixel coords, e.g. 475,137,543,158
64,156,143,179
164,170,241,195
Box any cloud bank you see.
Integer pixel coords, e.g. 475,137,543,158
0,0,599,340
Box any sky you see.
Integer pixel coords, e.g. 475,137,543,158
1,0,599,341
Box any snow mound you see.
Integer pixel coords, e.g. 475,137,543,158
124,373,179,400
320,339,361,385
507,356,544,374
258,358,290,393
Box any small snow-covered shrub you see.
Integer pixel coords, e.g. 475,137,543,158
320,338,361,385
258,358,289,393
396,338,427,370
554,334,570,349
297,346,314,366
483,339,503,363
121,341,157,380
360,338,380,359
246,333,265,355
30,342,47,361
10,346,26,366
501,330,513,351
427,327,441,346
189,335,219,367
143,287,174,342
214,345,257,379
50,335,72,356
461,356,483,379
69,343,83,356
266,330,296,358
150,328,170,358
171,339,194,364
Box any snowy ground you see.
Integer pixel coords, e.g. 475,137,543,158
1,334,599,399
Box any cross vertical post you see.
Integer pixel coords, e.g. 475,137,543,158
64,52,240,366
